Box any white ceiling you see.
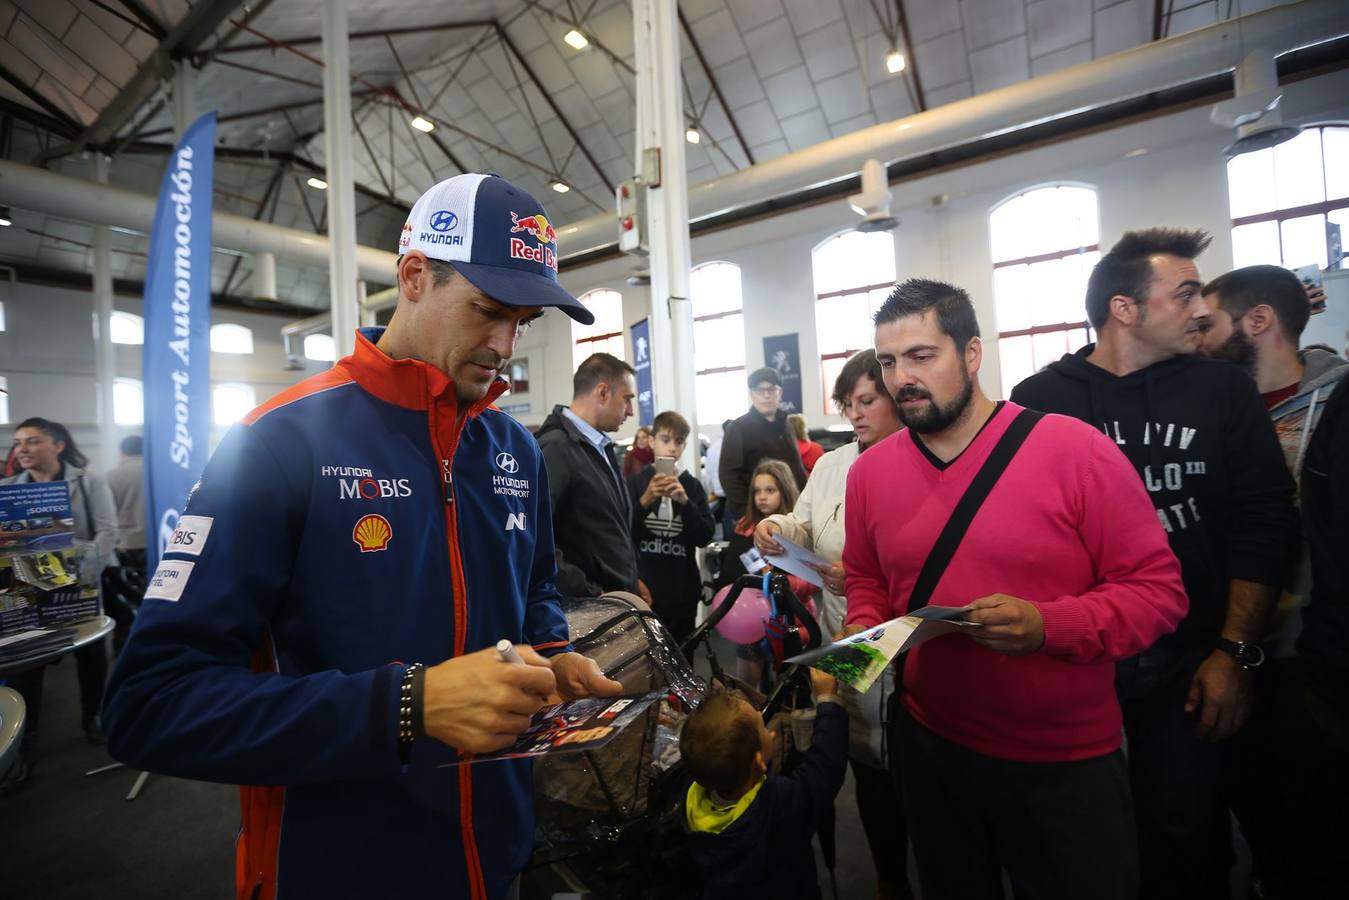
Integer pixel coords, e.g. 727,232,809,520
0,0,1293,310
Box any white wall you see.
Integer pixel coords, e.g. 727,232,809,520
0,281,317,471
553,67,1349,440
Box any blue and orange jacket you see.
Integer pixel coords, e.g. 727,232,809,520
103,328,572,900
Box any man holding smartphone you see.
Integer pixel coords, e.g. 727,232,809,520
627,410,716,642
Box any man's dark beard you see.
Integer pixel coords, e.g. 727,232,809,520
1209,327,1257,376
894,370,974,434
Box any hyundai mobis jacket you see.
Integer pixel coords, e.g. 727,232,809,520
103,328,572,900
1011,347,1297,652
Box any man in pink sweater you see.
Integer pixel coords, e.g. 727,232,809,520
843,279,1187,900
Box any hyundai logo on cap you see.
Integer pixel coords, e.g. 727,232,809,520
398,173,594,325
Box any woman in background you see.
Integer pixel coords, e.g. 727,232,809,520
789,413,825,474
755,351,912,900
1,418,119,791
622,425,655,478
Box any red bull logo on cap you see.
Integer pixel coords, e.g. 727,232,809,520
509,211,558,270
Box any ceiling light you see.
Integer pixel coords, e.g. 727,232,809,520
0,206,10,227
410,115,435,133
551,180,571,194
685,127,700,144
1124,147,1149,159
563,29,588,50
885,50,906,74
306,177,328,190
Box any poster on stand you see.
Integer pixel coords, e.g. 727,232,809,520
631,318,654,426
762,333,802,413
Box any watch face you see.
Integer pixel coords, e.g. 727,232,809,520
1237,643,1265,668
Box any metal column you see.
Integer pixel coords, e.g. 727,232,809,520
93,154,117,470
171,60,194,140
322,1,359,358
633,0,698,471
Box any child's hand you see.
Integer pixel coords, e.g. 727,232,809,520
808,667,837,698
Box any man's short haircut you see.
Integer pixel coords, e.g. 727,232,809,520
747,367,781,389
120,435,143,456
652,410,690,443
1202,265,1310,343
831,349,899,413
573,353,635,398
873,279,980,351
680,690,762,796
1085,228,1212,330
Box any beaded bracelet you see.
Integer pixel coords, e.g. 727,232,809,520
398,663,425,764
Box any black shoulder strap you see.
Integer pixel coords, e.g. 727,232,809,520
904,408,1044,613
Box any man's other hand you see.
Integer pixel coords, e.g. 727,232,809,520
549,652,624,701
1185,650,1252,741
422,644,556,753
964,594,1045,656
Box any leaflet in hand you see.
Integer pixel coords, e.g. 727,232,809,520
760,534,830,588
439,690,664,766
785,605,981,692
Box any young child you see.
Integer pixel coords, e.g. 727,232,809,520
627,411,716,643
714,459,815,686
682,668,848,899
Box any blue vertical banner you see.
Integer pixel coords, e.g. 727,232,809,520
630,318,654,426
762,333,802,414
142,112,215,571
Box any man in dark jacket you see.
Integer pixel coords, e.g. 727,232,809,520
718,367,807,524
1293,374,1349,899
1011,228,1299,900
537,352,647,600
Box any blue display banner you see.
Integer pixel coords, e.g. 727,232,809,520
142,112,215,570
762,333,802,414
630,317,654,426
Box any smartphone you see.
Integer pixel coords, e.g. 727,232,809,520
654,456,675,476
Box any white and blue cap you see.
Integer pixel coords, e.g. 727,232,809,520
398,173,594,325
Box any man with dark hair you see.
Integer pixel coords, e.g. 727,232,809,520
1197,264,1347,897
628,410,715,642
1012,229,1299,900
718,367,807,528
846,277,1187,900
104,433,147,651
537,352,648,600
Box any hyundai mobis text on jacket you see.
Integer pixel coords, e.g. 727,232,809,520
103,328,572,900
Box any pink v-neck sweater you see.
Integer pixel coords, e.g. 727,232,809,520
844,402,1187,762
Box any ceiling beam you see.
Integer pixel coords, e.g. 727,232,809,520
113,0,168,39
133,89,382,139
894,0,926,112
1153,0,1167,41
0,64,83,135
494,22,614,193
215,20,496,54
678,7,755,166
37,0,246,162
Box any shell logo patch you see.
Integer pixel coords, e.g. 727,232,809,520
353,513,393,552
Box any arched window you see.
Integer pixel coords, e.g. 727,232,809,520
691,262,746,426
213,382,257,426
812,230,897,406
1227,125,1349,269
304,333,336,362
572,289,625,369
210,323,254,355
990,184,1100,394
110,311,144,345
113,377,143,425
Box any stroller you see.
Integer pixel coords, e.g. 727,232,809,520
527,573,825,898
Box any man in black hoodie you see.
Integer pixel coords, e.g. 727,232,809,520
1011,228,1298,900
718,368,808,526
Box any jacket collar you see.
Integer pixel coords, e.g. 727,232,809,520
338,327,508,416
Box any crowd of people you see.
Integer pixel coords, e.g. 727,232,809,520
1,170,1344,900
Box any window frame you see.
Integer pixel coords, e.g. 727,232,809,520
109,310,144,346
811,229,898,409
572,288,626,368
210,323,255,355
691,261,748,426
113,376,144,426
212,381,257,427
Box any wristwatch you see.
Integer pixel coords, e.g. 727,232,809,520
1215,638,1265,670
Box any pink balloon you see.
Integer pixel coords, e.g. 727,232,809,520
710,584,770,644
